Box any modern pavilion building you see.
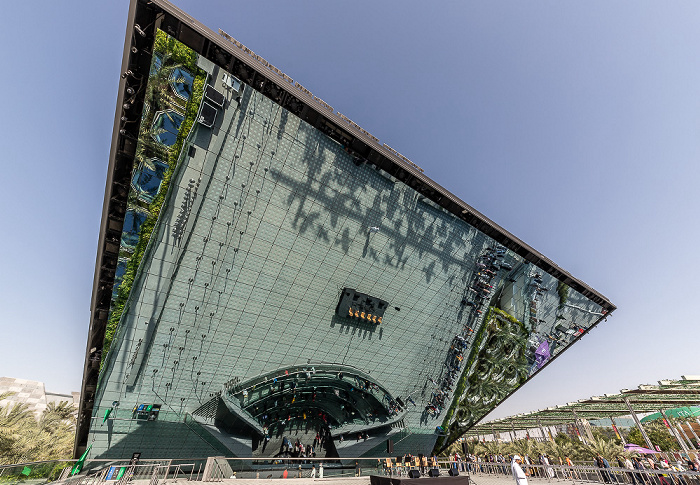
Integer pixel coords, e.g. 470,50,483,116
76,0,615,460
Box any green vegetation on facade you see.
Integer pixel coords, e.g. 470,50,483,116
557,282,570,308
101,31,206,368
437,307,529,452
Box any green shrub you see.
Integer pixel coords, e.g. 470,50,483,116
100,31,206,370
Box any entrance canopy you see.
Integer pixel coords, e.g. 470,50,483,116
463,375,700,436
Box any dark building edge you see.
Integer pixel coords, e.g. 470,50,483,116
75,0,616,457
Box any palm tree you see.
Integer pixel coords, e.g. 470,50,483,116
511,438,543,461
0,401,38,463
473,439,505,457
581,436,623,461
0,398,76,464
543,438,576,463
40,401,76,431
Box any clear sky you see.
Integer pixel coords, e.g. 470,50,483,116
1,1,698,423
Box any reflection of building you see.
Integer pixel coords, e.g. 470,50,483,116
76,0,615,460
0,377,79,419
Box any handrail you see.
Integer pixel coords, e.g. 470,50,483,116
0,459,77,469
226,363,386,397
440,460,700,483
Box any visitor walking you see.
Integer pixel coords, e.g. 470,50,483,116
596,454,612,483
512,455,528,485
543,454,555,478
566,455,579,480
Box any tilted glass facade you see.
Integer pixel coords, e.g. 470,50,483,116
85,26,612,460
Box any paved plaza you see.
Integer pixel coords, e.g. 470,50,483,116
98,473,607,485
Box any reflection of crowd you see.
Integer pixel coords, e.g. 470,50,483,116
278,432,329,460
465,247,512,316
259,405,332,431
241,367,407,443
424,247,513,417
426,335,467,416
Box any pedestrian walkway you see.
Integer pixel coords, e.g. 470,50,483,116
47,461,700,485
201,478,370,485
95,478,371,485
110,474,608,485
102,471,616,485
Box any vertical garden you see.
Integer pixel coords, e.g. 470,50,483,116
101,32,206,368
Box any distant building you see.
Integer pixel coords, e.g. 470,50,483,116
0,377,79,418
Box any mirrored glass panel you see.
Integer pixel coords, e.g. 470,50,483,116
89,30,608,460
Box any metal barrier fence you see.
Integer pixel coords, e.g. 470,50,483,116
204,457,384,481
0,459,76,483
59,462,173,485
444,461,700,485
3,457,700,483
0,458,202,484
202,457,700,483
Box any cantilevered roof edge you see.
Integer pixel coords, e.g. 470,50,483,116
74,0,155,457
78,0,616,456
147,0,615,312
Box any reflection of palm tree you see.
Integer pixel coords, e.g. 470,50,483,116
136,52,185,162
172,73,193,98
462,317,528,404
455,407,476,428
488,320,529,383
164,110,178,125
460,378,508,415
496,326,527,354
148,52,185,111
448,307,533,444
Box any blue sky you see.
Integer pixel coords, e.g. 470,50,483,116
0,1,698,421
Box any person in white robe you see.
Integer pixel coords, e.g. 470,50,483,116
543,455,555,478
512,455,528,485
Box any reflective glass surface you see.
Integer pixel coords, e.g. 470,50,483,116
89,31,607,460
151,110,184,147
131,158,169,203
111,258,128,300
120,208,148,249
169,67,194,100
